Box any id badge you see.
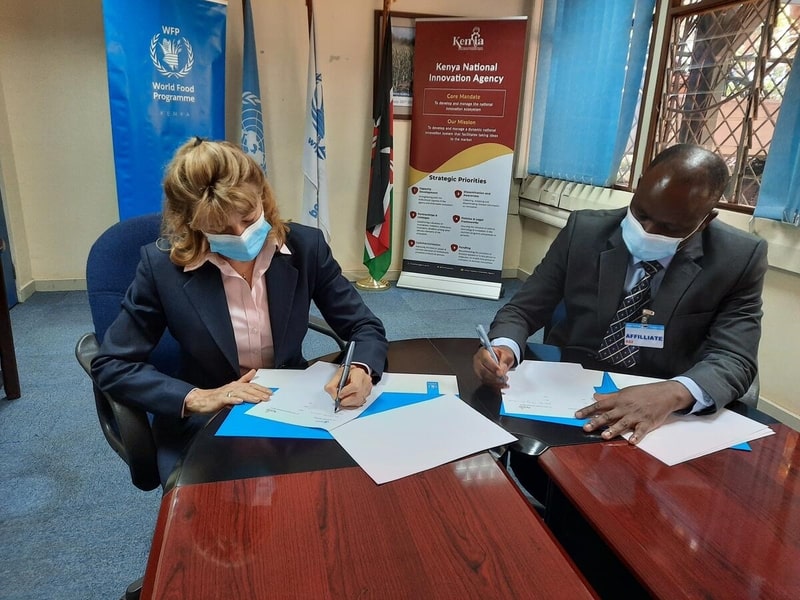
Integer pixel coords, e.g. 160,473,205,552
624,323,665,348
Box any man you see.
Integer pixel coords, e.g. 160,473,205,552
475,144,768,445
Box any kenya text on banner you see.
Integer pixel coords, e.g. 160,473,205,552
398,18,527,300
103,0,227,219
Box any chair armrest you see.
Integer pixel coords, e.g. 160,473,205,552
308,315,346,351
76,333,128,460
75,331,100,376
75,333,161,491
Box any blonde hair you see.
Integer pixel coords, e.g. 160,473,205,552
161,138,287,266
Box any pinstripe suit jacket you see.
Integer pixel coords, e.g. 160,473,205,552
490,208,767,409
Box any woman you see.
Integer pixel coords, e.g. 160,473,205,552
92,138,388,484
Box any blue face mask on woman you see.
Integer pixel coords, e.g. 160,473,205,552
620,208,705,262
204,213,271,262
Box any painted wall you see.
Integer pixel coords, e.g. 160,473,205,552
0,0,526,298
0,0,797,427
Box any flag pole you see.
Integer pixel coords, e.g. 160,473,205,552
355,276,391,290
302,0,331,241
241,0,268,174
357,0,394,292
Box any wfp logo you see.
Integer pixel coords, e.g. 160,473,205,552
453,27,485,50
307,72,326,160
150,27,194,78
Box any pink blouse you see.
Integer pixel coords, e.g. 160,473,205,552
185,236,292,375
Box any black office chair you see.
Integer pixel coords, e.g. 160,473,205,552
75,213,344,600
76,214,172,492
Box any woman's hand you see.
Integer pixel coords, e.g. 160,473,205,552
324,364,373,409
184,369,273,414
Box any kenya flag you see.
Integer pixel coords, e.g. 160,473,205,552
363,12,393,281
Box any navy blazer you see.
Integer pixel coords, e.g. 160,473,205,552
92,222,387,429
490,207,768,409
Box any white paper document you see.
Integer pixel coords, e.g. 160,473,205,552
245,362,371,430
250,360,338,391
502,361,604,418
245,364,460,431
331,394,517,484
373,372,459,396
624,408,775,466
606,372,665,389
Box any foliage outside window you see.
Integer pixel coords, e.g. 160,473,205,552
638,0,800,212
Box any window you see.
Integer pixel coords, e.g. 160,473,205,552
641,0,800,212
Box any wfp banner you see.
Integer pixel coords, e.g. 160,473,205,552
103,0,227,219
397,18,527,300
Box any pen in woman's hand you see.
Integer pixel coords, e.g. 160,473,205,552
335,341,356,413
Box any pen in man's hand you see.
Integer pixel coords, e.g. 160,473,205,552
476,324,500,365
334,340,356,413
477,324,507,384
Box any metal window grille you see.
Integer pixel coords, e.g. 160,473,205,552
643,0,800,210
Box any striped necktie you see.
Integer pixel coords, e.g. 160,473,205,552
598,260,663,368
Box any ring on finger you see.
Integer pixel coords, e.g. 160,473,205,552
226,391,232,398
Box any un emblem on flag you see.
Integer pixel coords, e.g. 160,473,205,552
242,92,266,172
150,34,194,78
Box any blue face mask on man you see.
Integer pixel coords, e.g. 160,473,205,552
620,208,705,262
204,213,271,262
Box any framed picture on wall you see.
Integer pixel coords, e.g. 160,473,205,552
373,11,443,120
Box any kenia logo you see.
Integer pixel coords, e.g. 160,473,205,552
453,27,484,49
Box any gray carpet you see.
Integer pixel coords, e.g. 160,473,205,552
0,279,523,599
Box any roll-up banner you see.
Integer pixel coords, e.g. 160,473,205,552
397,18,527,300
102,0,228,220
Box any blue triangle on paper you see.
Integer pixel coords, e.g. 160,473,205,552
360,390,438,416
216,403,333,439
215,382,443,438
595,372,619,394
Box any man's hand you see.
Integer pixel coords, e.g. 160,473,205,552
184,369,273,414
324,364,373,409
574,380,694,444
473,345,515,388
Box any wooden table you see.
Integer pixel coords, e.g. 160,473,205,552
540,424,800,599
169,338,602,489
142,338,598,599
142,454,595,599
